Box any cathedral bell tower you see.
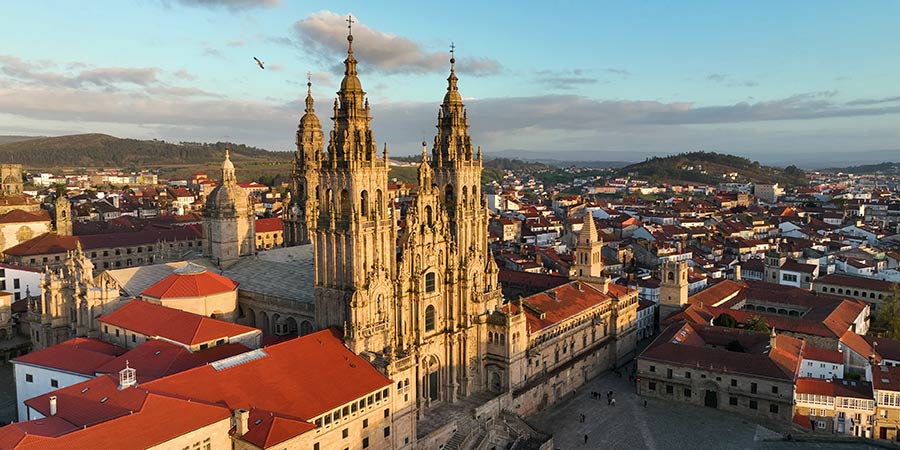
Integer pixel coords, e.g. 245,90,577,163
573,213,609,292
314,20,396,356
284,78,324,246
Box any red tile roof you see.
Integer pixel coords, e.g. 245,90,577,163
640,322,804,381
802,346,843,364
498,269,569,291
25,374,149,428
241,409,316,449
816,274,894,292
873,365,900,391
143,328,391,423
0,417,76,449
95,340,251,383
4,225,202,257
255,217,283,233
0,209,50,224
141,264,238,299
98,300,257,346
504,281,632,332
12,338,125,376
16,393,230,450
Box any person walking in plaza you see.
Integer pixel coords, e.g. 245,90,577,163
584,434,589,444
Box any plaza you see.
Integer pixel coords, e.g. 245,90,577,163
530,369,885,450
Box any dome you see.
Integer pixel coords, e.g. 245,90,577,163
340,73,362,92
300,111,321,129
206,183,248,211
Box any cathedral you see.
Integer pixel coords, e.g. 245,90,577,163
282,26,639,446
21,25,638,449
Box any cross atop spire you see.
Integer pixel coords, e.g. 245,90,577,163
450,42,455,62
346,15,355,37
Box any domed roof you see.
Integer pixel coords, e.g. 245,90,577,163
206,183,248,210
141,262,238,299
222,149,235,171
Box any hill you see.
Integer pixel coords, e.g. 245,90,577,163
618,151,808,186
0,133,292,169
0,135,42,145
827,161,900,175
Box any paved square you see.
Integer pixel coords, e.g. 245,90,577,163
528,369,883,450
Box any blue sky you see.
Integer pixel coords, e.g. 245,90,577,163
1,0,898,164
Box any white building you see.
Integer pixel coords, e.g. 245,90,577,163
11,338,124,421
800,346,845,379
0,263,42,301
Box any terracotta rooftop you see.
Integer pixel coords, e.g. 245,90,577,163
142,328,391,425
4,225,202,257
141,263,238,299
816,274,894,292
98,300,258,346
503,281,632,333
255,217,284,233
94,339,252,383
640,322,804,381
0,209,50,224
12,338,125,376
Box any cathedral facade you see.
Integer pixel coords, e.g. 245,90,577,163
284,29,638,447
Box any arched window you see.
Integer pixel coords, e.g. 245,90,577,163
445,184,454,207
340,189,350,217
472,185,478,204
667,271,675,281
425,272,436,293
462,186,468,206
360,190,369,217
375,189,383,216
425,205,433,227
425,305,436,332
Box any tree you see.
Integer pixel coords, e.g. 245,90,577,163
713,313,738,328
744,315,770,333
875,283,900,338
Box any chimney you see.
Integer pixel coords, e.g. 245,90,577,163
235,408,250,436
770,328,777,350
49,395,57,416
733,264,741,281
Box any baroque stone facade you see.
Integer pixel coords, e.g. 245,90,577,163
283,30,638,448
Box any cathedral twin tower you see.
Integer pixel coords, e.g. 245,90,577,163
284,24,503,406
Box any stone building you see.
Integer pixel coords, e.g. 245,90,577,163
0,164,23,197
203,150,255,267
638,322,802,423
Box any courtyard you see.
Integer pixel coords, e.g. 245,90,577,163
529,369,885,450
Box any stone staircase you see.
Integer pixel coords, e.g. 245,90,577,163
444,417,477,450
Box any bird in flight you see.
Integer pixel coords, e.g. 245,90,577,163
253,57,265,70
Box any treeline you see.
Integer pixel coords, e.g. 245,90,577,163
618,151,807,186
0,133,292,168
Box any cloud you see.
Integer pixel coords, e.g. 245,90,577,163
267,63,284,72
226,40,246,47
202,47,225,59
844,96,900,106
0,55,159,88
706,73,729,82
536,69,600,90
705,73,758,88
77,67,160,87
174,0,279,10
605,68,631,76
293,11,501,76
174,68,197,81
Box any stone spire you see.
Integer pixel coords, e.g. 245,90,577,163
296,77,324,168
221,149,236,184
328,14,377,167
581,212,598,244
433,42,474,166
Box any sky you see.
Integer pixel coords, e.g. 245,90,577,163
1,0,899,164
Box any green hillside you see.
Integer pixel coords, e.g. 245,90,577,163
0,133,292,169
618,151,808,186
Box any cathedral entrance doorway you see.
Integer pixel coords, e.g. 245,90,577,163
704,389,718,408
428,371,439,402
